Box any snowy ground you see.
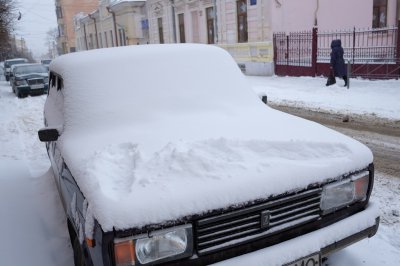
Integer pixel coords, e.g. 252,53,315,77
248,75,400,121
0,76,399,265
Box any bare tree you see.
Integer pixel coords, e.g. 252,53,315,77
0,0,18,61
44,27,58,59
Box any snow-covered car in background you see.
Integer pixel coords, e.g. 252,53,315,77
3,58,28,81
11,63,49,98
41,59,52,70
38,44,379,266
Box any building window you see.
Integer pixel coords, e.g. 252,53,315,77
99,33,103,48
110,30,114,47
237,0,248,43
373,0,387,28
119,28,126,46
158,18,164,44
58,25,65,37
104,32,108,47
178,13,186,43
206,7,215,44
81,37,86,50
56,6,63,19
62,42,67,54
89,34,93,49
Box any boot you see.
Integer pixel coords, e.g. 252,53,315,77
343,76,348,87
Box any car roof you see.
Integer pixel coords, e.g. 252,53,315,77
5,58,28,62
49,44,251,131
12,63,42,69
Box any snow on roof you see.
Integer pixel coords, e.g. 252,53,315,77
48,44,373,231
5,58,27,63
110,0,146,6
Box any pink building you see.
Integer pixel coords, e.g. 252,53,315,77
272,0,399,32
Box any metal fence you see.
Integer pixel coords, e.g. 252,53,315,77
318,26,398,63
273,23,400,79
274,31,313,67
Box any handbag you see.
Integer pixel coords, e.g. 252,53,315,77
326,69,336,86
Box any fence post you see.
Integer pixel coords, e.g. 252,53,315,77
352,27,356,64
312,27,318,77
273,34,277,74
347,60,351,89
397,21,400,77
286,34,289,67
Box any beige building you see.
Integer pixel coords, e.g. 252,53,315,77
75,0,149,51
146,0,274,75
55,0,99,54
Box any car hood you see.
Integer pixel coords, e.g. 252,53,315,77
58,107,373,232
16,73,48,79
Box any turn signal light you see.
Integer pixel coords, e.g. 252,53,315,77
114,240,135,266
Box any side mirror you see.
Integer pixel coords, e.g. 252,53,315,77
38,128,60,142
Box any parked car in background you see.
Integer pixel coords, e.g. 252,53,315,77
3,58,28,81
12,63,48,98
0,62,4,81
41,59,52,70
38,44,379,266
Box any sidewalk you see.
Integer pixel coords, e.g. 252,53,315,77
246,76,400,120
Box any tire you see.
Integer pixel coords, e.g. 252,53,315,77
73,236,87,266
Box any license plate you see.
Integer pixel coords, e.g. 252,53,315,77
285,253,320,266
31,84,44,90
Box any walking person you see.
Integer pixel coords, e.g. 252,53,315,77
328,39,348,87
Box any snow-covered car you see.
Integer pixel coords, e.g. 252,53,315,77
11,63,49,98
3,58,28,81
38,44,379,266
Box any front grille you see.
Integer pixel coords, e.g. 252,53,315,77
27,78,44,85
195,188,322,255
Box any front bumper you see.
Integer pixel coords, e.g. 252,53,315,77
211,202,379,266
16,84,48,95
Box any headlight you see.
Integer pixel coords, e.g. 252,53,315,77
44,77,49,84
16,79,28,86
320,171,369,214
114,224,193,266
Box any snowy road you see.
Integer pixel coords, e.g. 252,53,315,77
0,78,399,265
0,81,73,265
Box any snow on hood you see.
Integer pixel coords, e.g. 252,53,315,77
17,73,48,78
48,44,373,231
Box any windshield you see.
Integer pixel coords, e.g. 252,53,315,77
5,60,26,68
14,65,48,75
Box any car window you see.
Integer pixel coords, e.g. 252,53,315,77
15,65,47,75
45,72,65,128
5,60,27,67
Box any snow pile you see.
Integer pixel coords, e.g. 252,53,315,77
48,44,373,231
248,76,400,120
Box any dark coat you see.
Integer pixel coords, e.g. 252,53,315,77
330,39,347,77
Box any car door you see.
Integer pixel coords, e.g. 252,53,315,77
45,73,65,192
